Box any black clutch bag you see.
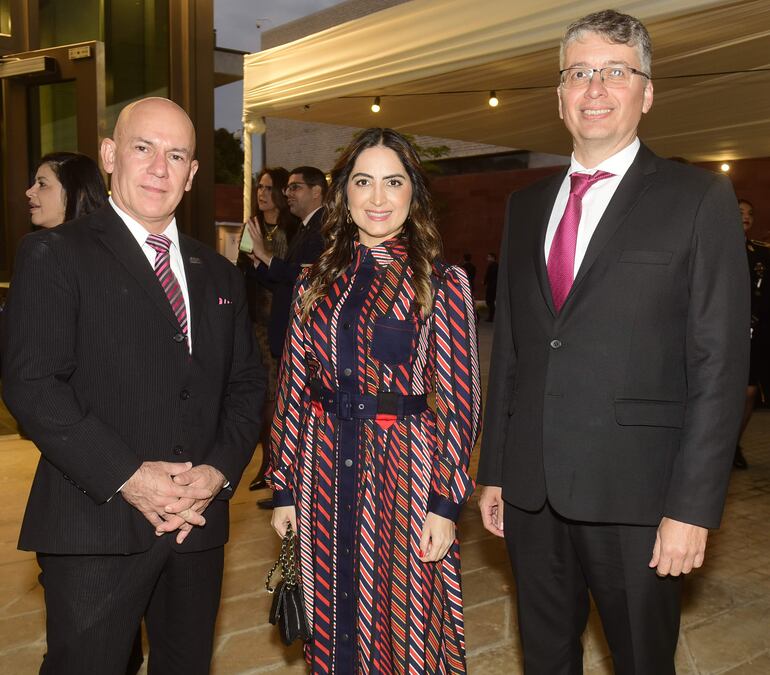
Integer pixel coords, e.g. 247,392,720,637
265,523,312,645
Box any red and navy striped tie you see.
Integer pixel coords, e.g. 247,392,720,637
146,234,188,335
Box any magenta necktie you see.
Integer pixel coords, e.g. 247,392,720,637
547,170,614,311
146,234,188,335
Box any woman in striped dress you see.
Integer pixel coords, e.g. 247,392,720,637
268,128,481,674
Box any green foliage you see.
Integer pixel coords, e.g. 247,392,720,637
214,128,244,185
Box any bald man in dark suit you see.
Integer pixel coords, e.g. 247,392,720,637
2,98,264,674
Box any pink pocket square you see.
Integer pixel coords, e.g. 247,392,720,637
218,297,233,305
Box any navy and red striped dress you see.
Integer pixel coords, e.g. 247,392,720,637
269,237,481,673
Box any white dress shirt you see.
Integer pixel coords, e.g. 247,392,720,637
109,197,193,350
544,138,640,277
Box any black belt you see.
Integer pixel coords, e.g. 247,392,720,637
309,382,428,421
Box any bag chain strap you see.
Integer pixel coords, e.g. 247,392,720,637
266,523,299,593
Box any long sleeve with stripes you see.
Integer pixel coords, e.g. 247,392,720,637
428,266,481,521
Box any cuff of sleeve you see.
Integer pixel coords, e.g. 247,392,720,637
109,477,131,502
272,489,295,507
428,492,462,522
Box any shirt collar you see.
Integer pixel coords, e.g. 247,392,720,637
569,137,640,180
352,236,409,271
109,196,180,251
302,206,322,227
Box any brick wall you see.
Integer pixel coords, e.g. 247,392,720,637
430,166,564,298
215,184,244,223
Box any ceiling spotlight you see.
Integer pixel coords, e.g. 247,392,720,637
371,96,381,113
720,162,730,172
488,91,499,107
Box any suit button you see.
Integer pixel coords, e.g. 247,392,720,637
172,445,183,455
343,322,351,329
342,591,349,600
180,389,190,400
343,367,352,376
172,333,186,343
342,633,350,641
550,339,562,349
344,458,353,468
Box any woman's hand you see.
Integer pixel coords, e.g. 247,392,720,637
246,217,271,266
418,512,456,562
271,505,297,538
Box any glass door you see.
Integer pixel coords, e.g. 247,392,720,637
0,41,105,277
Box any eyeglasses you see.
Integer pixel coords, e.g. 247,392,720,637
283,182,310,194
559,65,650,89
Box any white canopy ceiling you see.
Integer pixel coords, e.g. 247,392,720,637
243,0,770,162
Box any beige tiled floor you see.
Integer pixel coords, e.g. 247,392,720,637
1,320,769,673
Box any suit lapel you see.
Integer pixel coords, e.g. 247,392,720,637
287,207,323,262
568,144,658,300
181,236,207,341
534,172,566,318
91,205,180,330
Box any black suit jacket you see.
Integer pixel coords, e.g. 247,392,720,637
1,205,265,554
477,145,749,529
252,207,325,357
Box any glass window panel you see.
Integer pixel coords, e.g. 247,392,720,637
0,0,11,37
28,81,78,163
39,0,102,47
37,0,170,132
105,0,169,131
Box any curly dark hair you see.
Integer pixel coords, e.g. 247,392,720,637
300,128,443,321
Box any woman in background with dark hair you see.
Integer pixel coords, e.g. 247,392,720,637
268,129,480,673
26,152,108,228
240,167,300,491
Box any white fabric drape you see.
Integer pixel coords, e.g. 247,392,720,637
242,0,770,161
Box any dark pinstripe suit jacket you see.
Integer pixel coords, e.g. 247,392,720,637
1,204,265,554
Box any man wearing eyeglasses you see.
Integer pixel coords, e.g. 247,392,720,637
246,166,327,508
478,10,748,672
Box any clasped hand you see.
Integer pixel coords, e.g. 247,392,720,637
121,461,226,544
